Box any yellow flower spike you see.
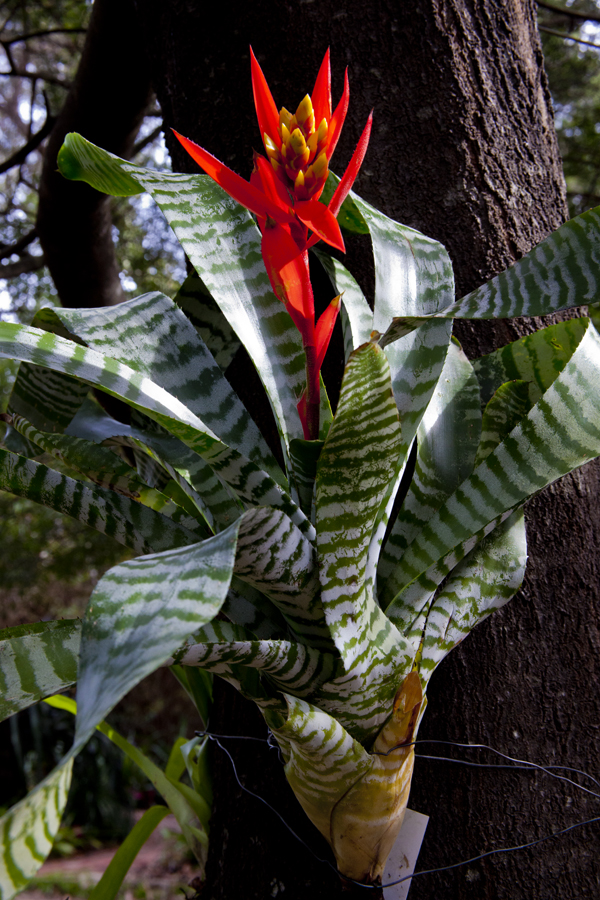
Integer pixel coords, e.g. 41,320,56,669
311,149,328,180
295,94,315,136
316,117,328,148
280,122,291,146
307,131,319,161
294,169,305,190
263,133,279,161
289,127,307,157
279,107,293,133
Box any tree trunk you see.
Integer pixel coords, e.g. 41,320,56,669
36,0,153,308
134,1,600,897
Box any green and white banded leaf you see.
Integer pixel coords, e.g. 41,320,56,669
378,339,481,601
34,294,283,487
74,521,240,745
385,318,600,622
233,506,329,647
8,362,89,434
58,134,307,468
351,190,454,323
173,272,240,370
474,380,535,466
9,414,210,539
170,621,335,698
66,398,242,532
416,509,527,681
0,321,313,539
472,317,587,408
0,620,81,722
316,342,403,664
265,694,372,843
0,450,198,554
446,206,600,319
0,756,73,900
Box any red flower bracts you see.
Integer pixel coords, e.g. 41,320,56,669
173,49,371,440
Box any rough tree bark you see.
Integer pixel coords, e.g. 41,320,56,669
131,1,600,898
36,0,152,308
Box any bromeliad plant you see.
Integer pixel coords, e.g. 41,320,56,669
3,49,600,897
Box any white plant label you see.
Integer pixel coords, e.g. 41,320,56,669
382,808,429,900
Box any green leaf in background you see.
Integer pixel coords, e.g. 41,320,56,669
87,806,170,900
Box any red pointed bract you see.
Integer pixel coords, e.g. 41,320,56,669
253,154,293,212
295,200,345,252
250,47,282,149
173,130,292,225
328,112,373,217
327,69,350,160
312,49,332,124
315,297,341,370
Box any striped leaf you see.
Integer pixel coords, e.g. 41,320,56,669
416,509,527,682
350,190,454,324
74,520,240,744
0,321,313,539
8,362,89,434
384,318,600,627
448,206,600,319
0,620,81,722
9,415,209,539
474,381,535,466
378,339,481,598
172,273,240,370
170,621,335,699
34,294,283,487
233,506,329,648
0,756,73,900
472,317,587,407
57,134,307,467
265,673,421,883
0,450,199,554
316,342,402,661
66,397,242,532
315,343,408,740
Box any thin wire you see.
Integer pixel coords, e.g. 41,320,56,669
376,815,600,890
204,733,340,876
199,730,600,890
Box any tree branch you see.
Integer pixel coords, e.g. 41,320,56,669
0,253,46,278
132,122,163,156
0,229,37,260
2,28,87,45
536,1,600,26
0,115,55,174
36,0,153,308
538,25,600,49
0,68,70,88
